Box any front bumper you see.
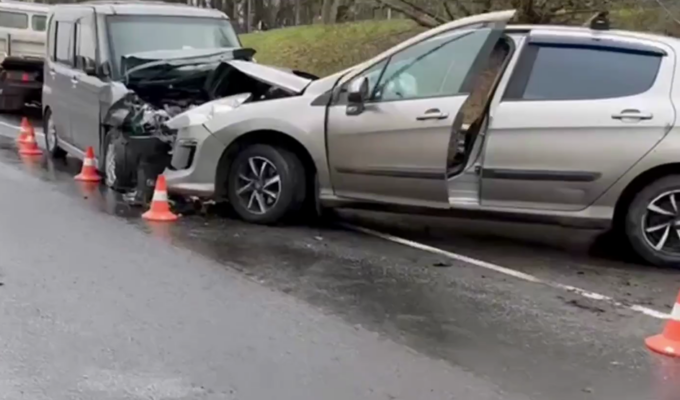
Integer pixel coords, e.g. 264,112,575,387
163,124,226,198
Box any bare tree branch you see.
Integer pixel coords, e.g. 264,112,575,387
447,0,472,17
443,2,456,20
653,0,680,26
399,0,448,23
374,0,439,27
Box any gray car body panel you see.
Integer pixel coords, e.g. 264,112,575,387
43,1,238,163
168,11,680,231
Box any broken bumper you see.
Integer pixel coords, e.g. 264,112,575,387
164,123,226,198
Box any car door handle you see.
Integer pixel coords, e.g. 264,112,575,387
611,109,653,121
416,109,449,121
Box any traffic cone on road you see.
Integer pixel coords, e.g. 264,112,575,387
18,120,42,156
16,117,31,147
142,175,178,222
74,146,101,182
646,290,680,358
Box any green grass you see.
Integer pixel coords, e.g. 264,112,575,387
241,20,423,77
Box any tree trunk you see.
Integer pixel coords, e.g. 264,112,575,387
294,0,301,25
321,0,333,23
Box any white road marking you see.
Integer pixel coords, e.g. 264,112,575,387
342,223,672,320
0,119,44,141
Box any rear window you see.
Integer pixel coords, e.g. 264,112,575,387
508,45,662,101
32,14,46,31
0,10,28,29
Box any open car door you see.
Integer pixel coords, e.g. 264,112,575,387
325,10,515,208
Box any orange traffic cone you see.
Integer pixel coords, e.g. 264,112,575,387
74,146,101,182
16,117,31,147
646,291,680,358
18,120,42,156
142,175,178,222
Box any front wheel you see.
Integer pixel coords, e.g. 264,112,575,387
43,109,66,159
227,144,306,224
101,129,136,191
626,175,680,267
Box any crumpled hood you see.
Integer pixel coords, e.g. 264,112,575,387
223,60,313,94
122,47,256,79
164,93,252,130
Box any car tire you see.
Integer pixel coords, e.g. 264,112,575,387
101,129,136,191
43,109,67,159
227,144,306,224
625,175,680,267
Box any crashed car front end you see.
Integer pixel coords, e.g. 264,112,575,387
163,93,251,197
100,47,315,202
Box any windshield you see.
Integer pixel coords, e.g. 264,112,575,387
106,15,240,77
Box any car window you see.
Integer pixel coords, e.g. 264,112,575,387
55,21,75,66
32,15,46,32
47,16,56,61
0,11,28,29
358,23,496,102
75,16,96,67
106,15,240,77
515,45,662,101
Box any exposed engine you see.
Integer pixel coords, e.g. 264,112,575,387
103,60,306,141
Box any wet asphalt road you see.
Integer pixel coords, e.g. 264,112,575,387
1,112,680,399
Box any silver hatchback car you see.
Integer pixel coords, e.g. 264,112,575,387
55,8,680,267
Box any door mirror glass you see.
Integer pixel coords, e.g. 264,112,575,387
348,77,369,104
76,56,97,76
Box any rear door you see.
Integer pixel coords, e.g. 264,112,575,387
481,32,675,211
69,8,104,158
326,10,515,208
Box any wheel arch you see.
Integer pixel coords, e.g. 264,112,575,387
214,130,317,200
613,163,680,228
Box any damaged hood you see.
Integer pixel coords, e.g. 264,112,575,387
224,60,312,94
123,47,255,79
164,93,252,130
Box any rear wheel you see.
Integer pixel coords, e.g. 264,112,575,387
227,144,306,224
101,129,135,191
43,109,66,159
626,175,680,267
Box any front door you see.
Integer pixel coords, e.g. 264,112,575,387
69,8,104,159
481,31,675,211
45,17,76,146
326,10,514,208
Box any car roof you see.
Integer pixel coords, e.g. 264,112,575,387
52,0,228,19
507,24,679,46
0,0,50,14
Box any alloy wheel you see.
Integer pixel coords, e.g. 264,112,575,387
235,156,281,215
105,141,117,188
642,190,680,254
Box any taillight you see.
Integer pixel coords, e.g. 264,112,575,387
21,73,29,82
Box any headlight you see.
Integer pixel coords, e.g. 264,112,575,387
164,93,251,130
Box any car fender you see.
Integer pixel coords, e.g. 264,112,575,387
206,96,332,190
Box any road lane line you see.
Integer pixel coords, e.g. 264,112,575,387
341,223,672,320
0,120,44,141
0,120,19,130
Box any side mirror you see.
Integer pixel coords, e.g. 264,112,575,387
348,77,369,104
98,61,112,79
76,56,98,76
346,77,369,116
